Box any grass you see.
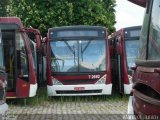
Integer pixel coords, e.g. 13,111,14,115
7,87,129,106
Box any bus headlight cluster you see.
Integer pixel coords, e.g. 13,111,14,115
95,75,106,84
52,77,63,85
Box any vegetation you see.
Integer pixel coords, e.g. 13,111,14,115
0,0,9,16
4,0,116,36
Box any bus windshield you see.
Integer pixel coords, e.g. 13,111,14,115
50,39,106,72
125,39,139,69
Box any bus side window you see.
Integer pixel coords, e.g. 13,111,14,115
16,32,29,82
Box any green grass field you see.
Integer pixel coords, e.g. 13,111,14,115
7,87,129,106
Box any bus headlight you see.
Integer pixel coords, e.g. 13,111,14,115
95,75,106,84
52,77,63,85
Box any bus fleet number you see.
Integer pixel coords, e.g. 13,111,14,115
88,75,100,79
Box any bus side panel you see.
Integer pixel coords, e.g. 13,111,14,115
16,78,30,98
121,30,129,85
106,34,112,84
46,38,52,85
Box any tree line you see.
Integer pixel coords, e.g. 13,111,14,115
0,0,116,36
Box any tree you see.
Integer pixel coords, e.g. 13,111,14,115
0,0,9,16
8,0,116,36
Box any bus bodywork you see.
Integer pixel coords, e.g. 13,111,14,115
0,17,38,99
128,0,160,115
46,26,112,96
0,29,8,113
109,26,141,94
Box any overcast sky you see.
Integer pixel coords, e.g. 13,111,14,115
115,0,145,30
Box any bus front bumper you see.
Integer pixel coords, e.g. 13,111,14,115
47,84,112,96
29,83,38,97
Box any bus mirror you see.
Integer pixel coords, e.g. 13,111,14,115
42,37,47,43
116,36,122,54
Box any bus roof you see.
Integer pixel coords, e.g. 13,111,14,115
128,0,146,7
0,17,23,28
49,25,106,31
110,26,141,38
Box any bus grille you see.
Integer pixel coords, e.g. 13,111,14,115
0,88,5,101
56,90,102,94
61,79,98,85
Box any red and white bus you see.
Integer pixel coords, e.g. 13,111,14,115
109,26,141,95
46,26,112,96
0,29,8,113
0,17,39,99
128,0,160,116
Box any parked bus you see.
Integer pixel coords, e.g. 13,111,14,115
128,0,160,116
109,26,141,95
45,26,112,96
0,29,8,113
0,17,41,98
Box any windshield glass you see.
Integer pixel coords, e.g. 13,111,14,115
50,40,106,72
50,41,78,72
125,39,139,69
148,0,160,60
79,40,106,72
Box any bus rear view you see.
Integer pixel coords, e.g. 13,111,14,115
46,26,112,96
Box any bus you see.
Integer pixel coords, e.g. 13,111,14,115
46,26,112,96
109,26,141,95
0,29,8,113
0,17,40,99
128,0,160,116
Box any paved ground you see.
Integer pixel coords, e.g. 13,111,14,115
3,96,129,120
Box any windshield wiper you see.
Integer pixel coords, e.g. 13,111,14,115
64,41,76,66
80,40,91,61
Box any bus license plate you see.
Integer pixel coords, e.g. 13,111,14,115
74,87,85,91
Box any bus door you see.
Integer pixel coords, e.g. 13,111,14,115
115,35,124,94
0,29,7,103
2,30,16,92
2,30,29,95
26,29,44,87
109,38,117,94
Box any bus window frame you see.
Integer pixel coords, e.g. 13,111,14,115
16,30,30,82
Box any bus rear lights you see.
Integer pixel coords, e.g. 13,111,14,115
52,78,63,85
95,75,106,84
